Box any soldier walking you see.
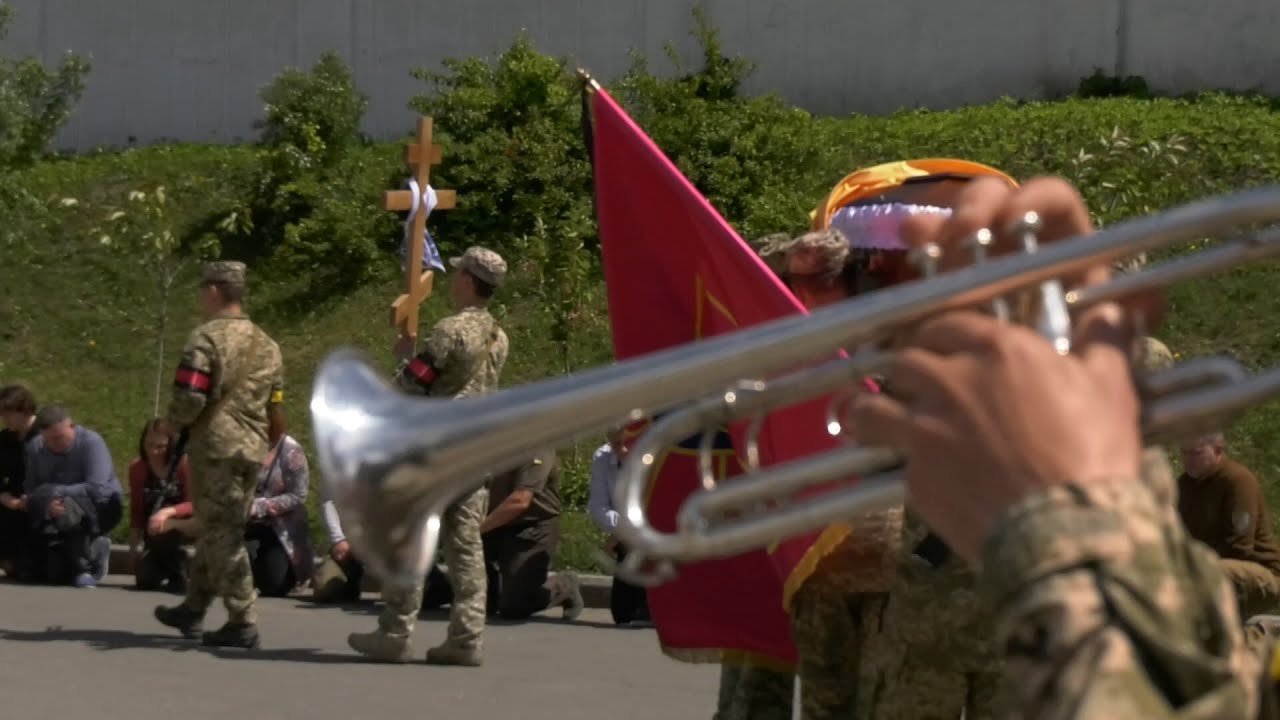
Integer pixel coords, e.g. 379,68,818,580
347,246,509,666
153,261,285,649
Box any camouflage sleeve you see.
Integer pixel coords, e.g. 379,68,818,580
167,328,218,429
392,319,458,395
981,479,1264,719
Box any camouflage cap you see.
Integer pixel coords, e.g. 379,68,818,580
449,246,507,287
750,232,793,275
1134,336,1174,373
789,228,850,276
202,260,246,286
751,229,850,279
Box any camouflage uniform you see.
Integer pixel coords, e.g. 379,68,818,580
862,335,1180,718
981,449,1280,718
866,513,1001,719
714,663,793,720
714,230,899,720
348,246,509,666
154,261,285,648
1132,337,1178,507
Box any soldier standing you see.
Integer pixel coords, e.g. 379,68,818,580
347,245,509,667
153,261,285,649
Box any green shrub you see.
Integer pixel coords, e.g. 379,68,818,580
0,4,90,170
1076,68,1152,99
221,52,399,288
408,32,596,263
0,4,91,245
614,7,834,239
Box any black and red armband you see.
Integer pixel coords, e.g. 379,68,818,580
401,353,439,391
174,363,213,395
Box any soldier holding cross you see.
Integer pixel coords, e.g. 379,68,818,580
347,246,510,666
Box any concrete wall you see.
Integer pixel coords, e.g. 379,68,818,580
5,0,1280,151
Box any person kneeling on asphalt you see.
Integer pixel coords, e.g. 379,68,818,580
478,449,583,621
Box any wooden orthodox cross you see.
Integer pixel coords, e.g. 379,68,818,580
385,116,457,359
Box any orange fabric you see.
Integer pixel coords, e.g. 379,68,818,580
810,158,1019,230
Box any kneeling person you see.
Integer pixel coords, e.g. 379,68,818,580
480,449,583,620
1177,432,1280,619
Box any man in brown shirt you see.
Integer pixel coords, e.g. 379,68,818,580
478,449,583,620
1177,431,1280,619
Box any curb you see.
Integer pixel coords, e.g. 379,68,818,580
110,544,616,609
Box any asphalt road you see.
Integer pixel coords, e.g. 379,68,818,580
0,575,719,720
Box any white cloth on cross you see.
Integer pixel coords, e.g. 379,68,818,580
399,177,446,273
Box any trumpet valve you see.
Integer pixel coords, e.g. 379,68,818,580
908,243,944,278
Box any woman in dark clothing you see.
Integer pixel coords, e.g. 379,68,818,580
127,418,196,592
0,384,39,578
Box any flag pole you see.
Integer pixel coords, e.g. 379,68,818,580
578,67,601,241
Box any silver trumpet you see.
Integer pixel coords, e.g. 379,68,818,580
312,186,1280,591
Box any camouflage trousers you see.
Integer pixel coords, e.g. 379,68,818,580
791,588,889,720
1224,558,1280,620
378,488,488,648
714,661,794,720
712,592,890,720
183,455,260,625
864,552,1001,720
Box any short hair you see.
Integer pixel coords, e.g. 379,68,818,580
210,281,245,303
0,384,37,415
1199,431,1226,447
34,404,71,432
465,270,496,299
1182,431,1226,450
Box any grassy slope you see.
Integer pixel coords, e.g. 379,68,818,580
3,144,615,572
8,95,1280,575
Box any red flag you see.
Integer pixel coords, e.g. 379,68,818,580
588,83,856,667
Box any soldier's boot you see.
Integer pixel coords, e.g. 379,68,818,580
424,641,483,667
201,621,260,649
552,571,585,621
347,630,413,663
153,603,204,639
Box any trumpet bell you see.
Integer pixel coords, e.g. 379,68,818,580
311,349,453,588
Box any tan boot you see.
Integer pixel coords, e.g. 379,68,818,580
347,630,413,663
425,642,482,667
558,572,584,621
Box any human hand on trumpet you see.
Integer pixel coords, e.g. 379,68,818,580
845,176,1159,563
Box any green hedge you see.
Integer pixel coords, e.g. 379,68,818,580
6,18,1280,570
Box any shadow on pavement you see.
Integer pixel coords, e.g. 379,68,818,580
0,626,381,665
291,598,648,631
0,626,200,652
204,646,371,664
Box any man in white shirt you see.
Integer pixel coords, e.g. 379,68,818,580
587,429,650,625
312,499,452,608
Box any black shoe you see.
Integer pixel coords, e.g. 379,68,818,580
154,604,204,639
201,622,260,649
166,575,186,595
